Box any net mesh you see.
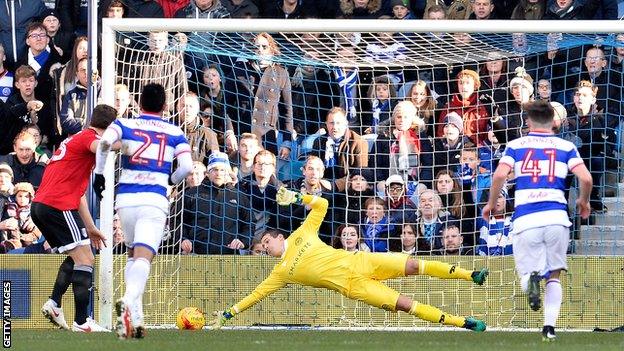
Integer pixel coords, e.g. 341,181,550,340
103,25,624,329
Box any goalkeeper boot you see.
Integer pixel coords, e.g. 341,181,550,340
528,272,542,311
115,299,134,339
471,268,489,286
542,325,556,342
41,299,70,330
72,318,109,332
463,317,486,332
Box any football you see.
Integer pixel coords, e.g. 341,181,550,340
176,307,206,330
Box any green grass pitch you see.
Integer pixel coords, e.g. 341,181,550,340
8,329,624,351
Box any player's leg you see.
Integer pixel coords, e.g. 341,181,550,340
347,276,485,331
405,258,488,285
541,225,569,342
66,244,97,330
512,228,547,312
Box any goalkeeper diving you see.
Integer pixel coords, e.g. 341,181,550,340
209,187,489,331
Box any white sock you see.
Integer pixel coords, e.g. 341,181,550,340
123,258,150,310
544,278,562,327
124,258,135,281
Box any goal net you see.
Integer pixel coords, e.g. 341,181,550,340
98,18,624,331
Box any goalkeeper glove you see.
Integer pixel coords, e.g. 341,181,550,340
276,186,303,206
93,174,106,200
207,308,235,330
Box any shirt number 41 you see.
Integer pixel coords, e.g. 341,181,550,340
520,148,556,183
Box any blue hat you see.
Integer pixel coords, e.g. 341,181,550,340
207,151,230,171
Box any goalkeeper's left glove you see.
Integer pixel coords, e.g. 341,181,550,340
207,308,235,330
276,186,303,206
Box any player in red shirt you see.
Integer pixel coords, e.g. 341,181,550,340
32,104,117,333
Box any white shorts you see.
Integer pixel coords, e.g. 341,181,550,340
117,206,167,254
513,225,569,277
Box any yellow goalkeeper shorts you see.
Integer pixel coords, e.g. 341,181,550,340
344,252,410,312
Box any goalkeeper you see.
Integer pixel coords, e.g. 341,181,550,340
209,187,489,331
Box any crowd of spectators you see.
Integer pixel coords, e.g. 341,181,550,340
0,0,622,255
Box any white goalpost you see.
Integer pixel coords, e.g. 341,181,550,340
98,18,624,331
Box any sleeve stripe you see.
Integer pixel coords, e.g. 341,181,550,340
174,149,191,157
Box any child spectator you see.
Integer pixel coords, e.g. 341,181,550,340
58,57,88,135
1,182,41,251
363,75,397,135
391,0,414,19
458,146,491,207
477,188,513,256
433,112,469,176
361,197,395,252
406,80,437,138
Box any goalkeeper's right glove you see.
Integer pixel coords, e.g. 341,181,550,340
207,308,235,330
276,186,303,206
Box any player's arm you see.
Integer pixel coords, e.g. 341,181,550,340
170,151,193,185
571,161,592,219
276,187,328,236
208,272,286,329
482,162,512,220
78,194,106,249
92,124,123,199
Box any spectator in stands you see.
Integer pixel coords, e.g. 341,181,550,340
436,69,490,146
395,223,429,255
23,124,50,163
0,43,13,102
112,0,164,18
247,238,265,255
106,1,126,18
178,93,219,164
186,161,207,188
363,75,398,135
383,174,418,226
262,0,309,18
285,156,338,243
175,0,230,18
59,57,88,135
239,149,286,236
391,0,414,19
112,212,126,254
476,188,513,256
55,0,89,35
0,164,13,196
312,107,369,179
334,169,375,225
470,0,497,19
433,112,468,176
567,80,614,213
114,83,137,118
510,0,546,20
406,80,437,138
434,169,464,220
1,182,41,250
536,79,552,101
223,0,259,18
53,36,87,111
423,3,447,19
458,146,491,206
497,67,535,143
40,9,74,63
390,101,433,184
331,224,369,252
338,0,383,19
438,221,473,255
543,0,601,20
361,197,395,253
479,51,509,107
201,65,237,151
0,132,46,187
16,22,61,144
578,47,621,116
0,0,47,64
416,189,453,253
181,152,253,254
1,65,44,155
241,32,294,159
158,0,191,17
230,133,261,181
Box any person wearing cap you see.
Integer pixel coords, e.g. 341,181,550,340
1,181,41,250
433,111,470,176
180,151,253,255
493,66,535,144
40,8,74,63
383,174,417,227
391,0,414,19
436,69,490,146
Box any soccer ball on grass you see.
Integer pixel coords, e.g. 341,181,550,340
176,307,206,330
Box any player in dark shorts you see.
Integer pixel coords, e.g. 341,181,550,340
32,104,117,332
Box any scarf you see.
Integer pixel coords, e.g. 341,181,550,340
363,216,393,252
28,47,50,76
324,137,341,168
371,99,390,134
334,67,359,122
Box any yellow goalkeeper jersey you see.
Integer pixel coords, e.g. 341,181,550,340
233,194,355,314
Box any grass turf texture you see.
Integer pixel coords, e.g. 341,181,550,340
9,330,624,351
